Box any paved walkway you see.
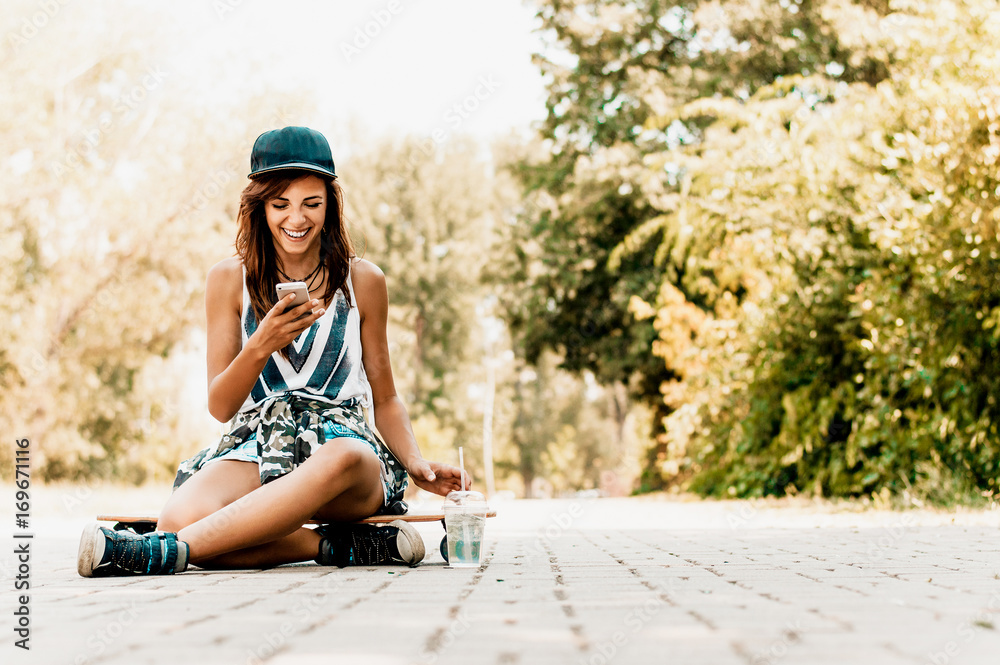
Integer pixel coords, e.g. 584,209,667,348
2,487,999,665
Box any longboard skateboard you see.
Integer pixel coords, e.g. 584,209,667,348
96,511,497,563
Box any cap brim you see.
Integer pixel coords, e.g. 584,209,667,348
248,162,337,179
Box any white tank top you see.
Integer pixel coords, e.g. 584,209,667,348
238,263,373,413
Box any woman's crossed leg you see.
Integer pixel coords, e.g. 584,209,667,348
158,437,385,569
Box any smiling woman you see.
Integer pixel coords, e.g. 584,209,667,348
234,127,355,369
236,178,340,364
266,181,326,244
76,126,472,577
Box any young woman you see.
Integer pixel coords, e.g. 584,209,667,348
78,126,468,576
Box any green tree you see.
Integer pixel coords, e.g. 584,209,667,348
675,0,1000,500
500,0,897,429
0,2,305,480
512,0,1000,501
342,135,507,478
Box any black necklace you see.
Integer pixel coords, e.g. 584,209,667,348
277,260,324,292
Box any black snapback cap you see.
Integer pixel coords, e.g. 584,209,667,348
248,126,337,179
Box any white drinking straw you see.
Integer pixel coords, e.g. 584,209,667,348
459,446,466,491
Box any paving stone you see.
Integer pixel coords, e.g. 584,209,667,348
2,497,999,664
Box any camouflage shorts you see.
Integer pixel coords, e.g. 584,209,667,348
172,395,408,506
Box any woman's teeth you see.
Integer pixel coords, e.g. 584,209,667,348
283,228,307,238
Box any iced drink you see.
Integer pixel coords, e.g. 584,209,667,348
443,491,488,568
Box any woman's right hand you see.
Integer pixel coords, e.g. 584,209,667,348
248,294,325,357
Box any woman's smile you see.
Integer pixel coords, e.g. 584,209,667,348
282,227,310,241
265,175,327,256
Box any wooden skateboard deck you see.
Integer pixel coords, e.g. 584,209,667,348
96,511,496,563
96,512,496,528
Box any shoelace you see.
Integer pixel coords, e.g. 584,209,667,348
320,525,398,567
101,529,177,575
348,527,394,565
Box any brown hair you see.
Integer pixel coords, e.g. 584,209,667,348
234,170,355,359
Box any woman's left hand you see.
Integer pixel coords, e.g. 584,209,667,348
406,459,471,496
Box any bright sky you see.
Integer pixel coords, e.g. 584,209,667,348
165,0,551,146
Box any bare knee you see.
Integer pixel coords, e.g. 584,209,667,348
159,493,227,533
314,442,367,479
157,459,261,533
159,502,214,533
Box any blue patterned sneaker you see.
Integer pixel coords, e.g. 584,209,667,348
315,520,425,568
77,524,189,578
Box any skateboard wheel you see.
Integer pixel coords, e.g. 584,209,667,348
440,535,448,563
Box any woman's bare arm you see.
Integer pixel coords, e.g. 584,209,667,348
354,259,468,496
205,258,323,423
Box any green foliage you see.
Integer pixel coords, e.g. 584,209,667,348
515,0,1000,503
674,0,1000,502
496,155,673,393
345,136,494,419
502,351,643,497
344,135,505,484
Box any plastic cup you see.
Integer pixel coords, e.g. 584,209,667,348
442,490,488,568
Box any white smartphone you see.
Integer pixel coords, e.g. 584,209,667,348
275,281,312,317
